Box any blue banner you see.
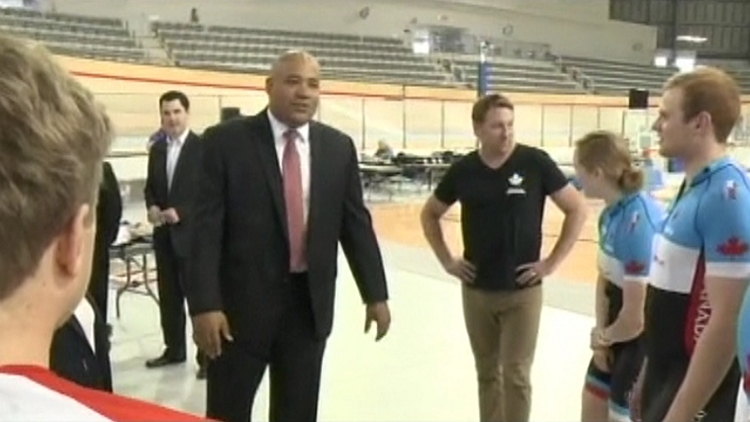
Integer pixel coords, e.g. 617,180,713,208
477,61,489,97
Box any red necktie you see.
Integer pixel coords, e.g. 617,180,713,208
282,129,306,272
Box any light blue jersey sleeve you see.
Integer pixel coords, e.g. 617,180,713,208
697,171,750,280
614,197,662,283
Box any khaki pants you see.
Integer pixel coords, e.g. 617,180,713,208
462,284,543,422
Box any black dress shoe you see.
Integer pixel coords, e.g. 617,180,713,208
145,351,186,368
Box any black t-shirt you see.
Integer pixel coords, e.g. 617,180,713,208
434,145,569,291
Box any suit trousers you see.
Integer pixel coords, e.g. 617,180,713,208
153,230,187,359
462,284,543,422
87,251,111,325
206,273,327,422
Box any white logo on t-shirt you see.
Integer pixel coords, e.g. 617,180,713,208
507,173,526,195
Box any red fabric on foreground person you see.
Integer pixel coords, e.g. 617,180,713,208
0,365,208,421
0,34,208,421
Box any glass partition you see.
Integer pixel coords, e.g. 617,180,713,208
101,92,750,155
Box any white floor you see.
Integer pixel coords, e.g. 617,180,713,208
109,244,595,421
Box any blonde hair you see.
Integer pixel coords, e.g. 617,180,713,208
575,130,644,193
0,35,113,300
664,66,741,143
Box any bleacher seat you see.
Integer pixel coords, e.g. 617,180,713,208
453,56,583,94
730,68,750,94
0,7,145,63
561,56,679,95
564,56,750,95
1,7,747,96
153,22,453,87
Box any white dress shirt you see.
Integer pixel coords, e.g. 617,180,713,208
72,298,96,352
735,383,749,422
166,129,189,190
267,110,311,222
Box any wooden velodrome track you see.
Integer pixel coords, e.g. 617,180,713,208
368,199,604,285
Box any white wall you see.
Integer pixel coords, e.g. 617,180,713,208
426,0,610,22
51,0,658,62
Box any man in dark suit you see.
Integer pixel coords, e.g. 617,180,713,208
144,90,206,378
87,161,122,327
187,51,392,422
50,294,113,392
54,160,122,392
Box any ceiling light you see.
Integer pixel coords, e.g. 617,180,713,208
676,35,707,43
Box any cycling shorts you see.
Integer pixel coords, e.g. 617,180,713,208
584,340,644,421
641,358,740,422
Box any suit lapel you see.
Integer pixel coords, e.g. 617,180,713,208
152,141,168,199
307,123,324,240
68,315,87,345
249,112,288,237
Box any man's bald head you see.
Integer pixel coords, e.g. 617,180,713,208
270,50,320,77
265,50,321,127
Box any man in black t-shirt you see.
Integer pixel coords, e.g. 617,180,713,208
420,93,587,422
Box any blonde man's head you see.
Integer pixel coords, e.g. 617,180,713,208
654,67,741,159
0,35,112,315
662,66,740,143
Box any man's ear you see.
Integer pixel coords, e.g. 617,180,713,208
55,204,91,280
591,166,605,180
693,111,712,133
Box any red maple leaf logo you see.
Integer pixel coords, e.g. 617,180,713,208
625,260,645,274
717,237,749,256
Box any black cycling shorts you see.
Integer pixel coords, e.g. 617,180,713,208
641,358,740,422
584,340,644,420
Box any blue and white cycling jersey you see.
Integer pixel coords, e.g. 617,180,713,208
597,191,664,325
646,157,750,362
598,191,664,287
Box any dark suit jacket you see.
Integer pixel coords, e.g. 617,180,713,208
50,295,113,392
89,161,122,298
143,131,202,258
186,110,388,354
97,162,122,248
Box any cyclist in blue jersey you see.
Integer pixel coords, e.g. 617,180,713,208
627,67,750,422
574,131,665,422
